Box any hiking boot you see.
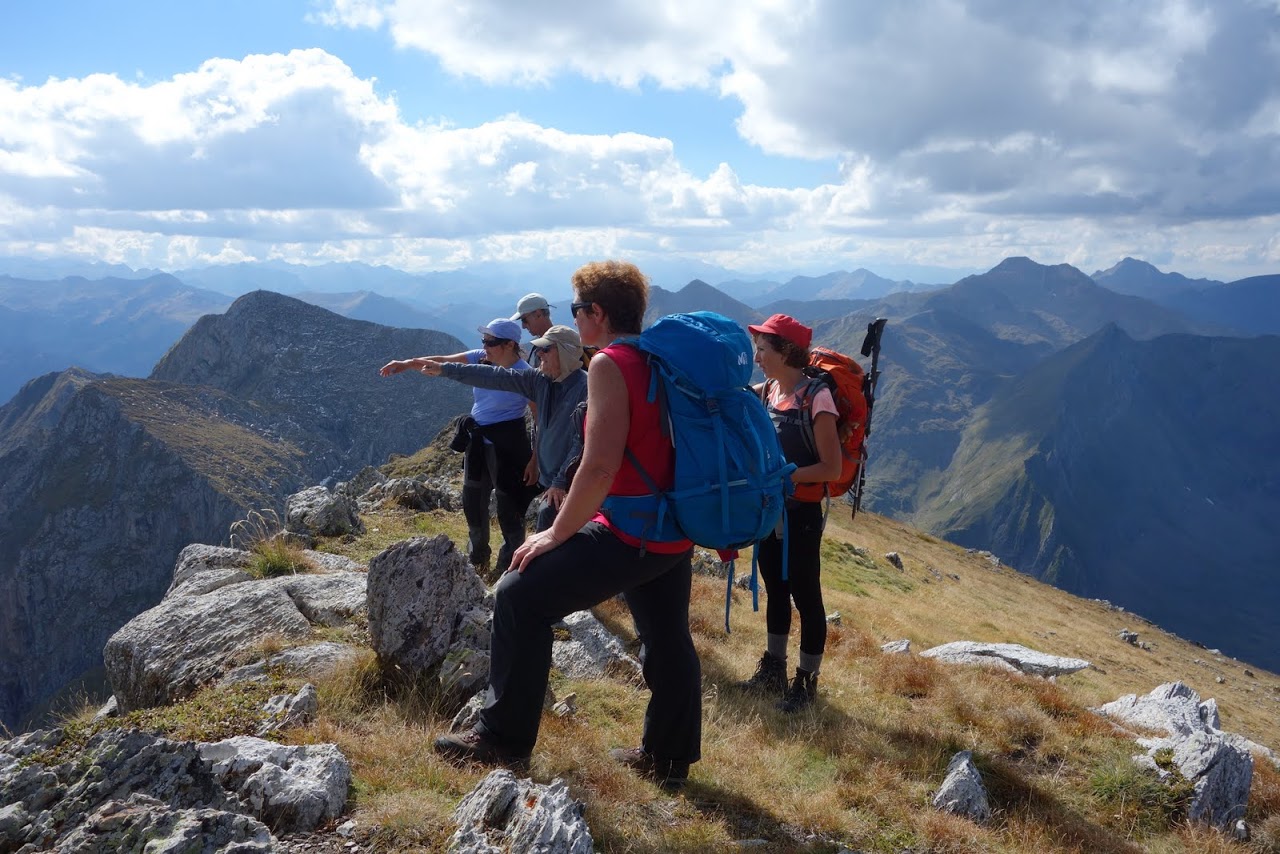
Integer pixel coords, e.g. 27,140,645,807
777,669,818,714
734,652,787,695
608,746,689,790
434,728,530,771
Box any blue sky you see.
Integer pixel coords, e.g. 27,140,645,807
2,1,1279,281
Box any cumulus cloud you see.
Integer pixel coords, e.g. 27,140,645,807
321,0,1280,229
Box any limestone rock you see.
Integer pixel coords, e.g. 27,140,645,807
359,476,458,512
920,641,1089,678
257,683,319,737
105,582,314,712
931,750,991,824
0,728,240,851
55,794,275,853
448,769,594,854
881,639,911,655
200,736,350,834
168,544,254,596
221,641,364,687
1094,681,1253,828
884,552,904,570
551,610,642,681
336,465,388,499
286,486,364,537
367,535,487,677
440,605,493,701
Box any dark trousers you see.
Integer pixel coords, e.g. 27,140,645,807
478,522,700,762
462,442,530,571
533,494,558,534
757,500,827,656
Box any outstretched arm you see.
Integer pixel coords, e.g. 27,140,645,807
379,351,470,377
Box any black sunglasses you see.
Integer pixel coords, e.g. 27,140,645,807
482,338,506,348
570,301,594,318
532,343,554,354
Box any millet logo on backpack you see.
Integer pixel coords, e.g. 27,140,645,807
737,351,749,366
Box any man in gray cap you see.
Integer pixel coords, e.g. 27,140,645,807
511,293,555,369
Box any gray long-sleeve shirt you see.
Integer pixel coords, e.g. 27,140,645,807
441,362,588,489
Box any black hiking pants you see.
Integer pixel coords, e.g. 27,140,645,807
757,500,827,657
477,522,700,762
462,441,532,571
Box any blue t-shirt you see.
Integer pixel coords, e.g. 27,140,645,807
465,350,531,425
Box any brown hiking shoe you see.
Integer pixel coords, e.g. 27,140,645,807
434,728,530,770
734,652,788,695
777,669,818,714
608,746,689,790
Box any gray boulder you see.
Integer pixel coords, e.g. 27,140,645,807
256,683,319,737
920,641,1090,678
168,544,254,595
0,728,249,852
106,568,368,712
286,485,364,537
931,750,991,824
551,610,641,681
359,476,458,512
440,605,493,701
880,639,911,655
367,536,487,677
1094,681,1253,828
336,465,388,499
55,794,275,853
199,737,350,834
448,769,593,854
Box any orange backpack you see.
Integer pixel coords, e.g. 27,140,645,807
790,346,868,503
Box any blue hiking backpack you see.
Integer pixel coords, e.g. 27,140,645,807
599,311,795,630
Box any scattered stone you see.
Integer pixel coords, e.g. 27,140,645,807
366,535,487,678
1094,682,1253,829
448,769,593,854
884,552,904,570
57,794,275,853
91,695,119,724
286,485,365,537
337,818,358,837
553,693,578,718
826,611,842,627
257,683,319,737
200,737,350,834
1217,676,1226,684
1234,818,1250,842
919,641,1090,679
551,609,642,681
931,750,991,824
1119,629,1139,645
881,639,911,655
1244,669,1256,679
360,476,458,513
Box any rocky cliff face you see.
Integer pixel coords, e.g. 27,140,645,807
0,292,472,731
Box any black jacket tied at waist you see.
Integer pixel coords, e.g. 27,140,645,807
461,415,534,495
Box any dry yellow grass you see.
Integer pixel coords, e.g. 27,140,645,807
142,502,1280,852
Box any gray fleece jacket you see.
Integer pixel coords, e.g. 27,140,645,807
440,363,588,490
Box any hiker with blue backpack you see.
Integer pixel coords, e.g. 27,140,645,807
434,260,703,789
736,314,844,712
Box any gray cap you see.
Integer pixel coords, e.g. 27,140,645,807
511,293,554,320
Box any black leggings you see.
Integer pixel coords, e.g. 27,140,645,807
756,500,827,656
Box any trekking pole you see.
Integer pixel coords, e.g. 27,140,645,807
850,318,887,519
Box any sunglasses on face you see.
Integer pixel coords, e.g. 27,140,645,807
532,344,553,354
570,301,593,318
482,338,505,348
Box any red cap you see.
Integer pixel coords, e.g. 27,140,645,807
748,313,812,350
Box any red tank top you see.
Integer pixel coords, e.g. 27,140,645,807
591,343,691,553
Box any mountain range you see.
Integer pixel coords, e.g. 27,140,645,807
0,292,471,731
0,253,1277,729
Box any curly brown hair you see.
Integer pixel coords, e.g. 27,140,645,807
754,332,810,368
571,260,648,334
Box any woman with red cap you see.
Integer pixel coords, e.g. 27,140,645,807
738,313,843,712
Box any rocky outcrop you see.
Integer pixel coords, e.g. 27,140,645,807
104,545,367,712
286,486,364,538
1094,681,1254,829
367,535,488,678
551,610,642,681
0,726,350,849
448,769,594,854
1,292,471,732
920,641,1090,678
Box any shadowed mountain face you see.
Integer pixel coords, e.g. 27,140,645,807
0,292,472,731
911,327,1280,670
1159,275,1280,336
